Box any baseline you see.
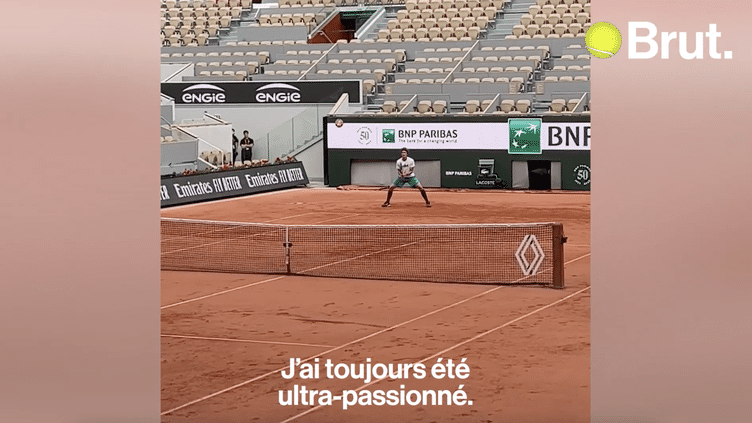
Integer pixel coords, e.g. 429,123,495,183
161,334,334,349
162,187,309,210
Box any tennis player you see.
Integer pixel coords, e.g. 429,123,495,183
382,148,431,207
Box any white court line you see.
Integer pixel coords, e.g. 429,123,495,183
309,213,361,224
161,334,334,349
160,253,591,416
161,213,340,256
161,276,287,309
263,212,316,223
161,221,245,244
279,284,592,423
162,240,418,308
161,231,271,256
298,241,420,274
163,188,307,210
160,212,315,250
162,214,373,307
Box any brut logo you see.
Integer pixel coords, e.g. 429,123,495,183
508,118,542,154
255,83,301,103
628,22,733,60
181,84,226,103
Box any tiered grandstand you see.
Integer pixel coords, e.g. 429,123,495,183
161,0,590,181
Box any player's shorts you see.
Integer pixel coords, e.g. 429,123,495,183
392,176,420,188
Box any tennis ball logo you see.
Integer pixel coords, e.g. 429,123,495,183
585,22,622,58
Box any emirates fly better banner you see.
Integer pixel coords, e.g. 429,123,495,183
326,121,590,151
160,162,309,207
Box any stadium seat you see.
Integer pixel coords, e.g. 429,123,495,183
463,100,480,113
550,98,567,112
567,98,581,111
363,79,376,94
516,99,531,113
480,99,494,112
498,99,515,113
417,100,433,113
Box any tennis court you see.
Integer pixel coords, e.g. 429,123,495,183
160,188,590,422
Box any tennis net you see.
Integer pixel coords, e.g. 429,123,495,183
161,218,566,288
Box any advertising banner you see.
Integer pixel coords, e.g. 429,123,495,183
160,162,309,207
161,81,361,105
326,120,590,151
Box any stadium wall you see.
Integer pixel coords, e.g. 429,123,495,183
161,105,174,125
292,138,324,182
160,63,193,82
324,115,591,191
174,104,330,160
351,160,442,187
163,81,362,161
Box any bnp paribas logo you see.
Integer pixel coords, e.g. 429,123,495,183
382,129,395,143
508,118,542,154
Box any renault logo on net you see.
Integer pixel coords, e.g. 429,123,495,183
181,84,226,103
516,234,545,276
255,83,301,103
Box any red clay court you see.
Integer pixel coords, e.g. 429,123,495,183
160,187,590,422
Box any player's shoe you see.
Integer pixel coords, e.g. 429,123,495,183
382,202,390,207
425,202,432,207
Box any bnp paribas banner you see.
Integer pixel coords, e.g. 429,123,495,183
326,119,590,151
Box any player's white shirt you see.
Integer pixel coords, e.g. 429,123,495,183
396,157,415,177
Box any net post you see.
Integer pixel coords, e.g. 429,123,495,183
552,223,566,289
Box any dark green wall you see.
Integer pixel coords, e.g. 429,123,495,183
327,149,590,190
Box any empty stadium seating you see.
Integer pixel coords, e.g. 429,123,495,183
161,0,590,115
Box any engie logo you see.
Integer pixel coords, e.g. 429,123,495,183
508,119,542,154
181,84,226,103
255,83,301,103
